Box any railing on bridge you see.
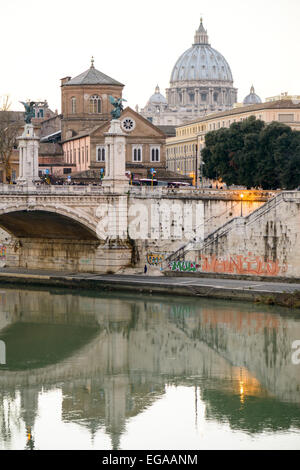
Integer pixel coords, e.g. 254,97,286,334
0,183,281,200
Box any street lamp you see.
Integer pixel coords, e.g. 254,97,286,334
199,157,205,190
195,144,198,189
240,193,244,216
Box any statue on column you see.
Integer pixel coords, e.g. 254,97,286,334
109,96,127,119
20,101,36,124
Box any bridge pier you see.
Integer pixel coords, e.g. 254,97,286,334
5,238,132,274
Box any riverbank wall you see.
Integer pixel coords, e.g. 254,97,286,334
0,270,299,308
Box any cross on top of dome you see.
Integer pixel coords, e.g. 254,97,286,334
194,18,210,45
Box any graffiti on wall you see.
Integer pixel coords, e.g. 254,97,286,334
198,254,287,276
168,253,287,277
169,261,199,272
0,245,6,260
147,253,165,265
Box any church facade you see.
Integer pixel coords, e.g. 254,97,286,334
59,60,167,180
60,58,124,141
140,19,237,126
62,106,167,179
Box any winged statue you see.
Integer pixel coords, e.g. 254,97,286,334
109,96,127,119
20,101,36,124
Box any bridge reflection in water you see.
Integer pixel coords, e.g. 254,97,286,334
0,287,299,450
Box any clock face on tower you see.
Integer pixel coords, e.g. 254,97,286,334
121,117,136,132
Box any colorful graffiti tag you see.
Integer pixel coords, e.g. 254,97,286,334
169,261,199,272
198,254,287,276
147,253,165,265
0,245,6,260
168,253,287,277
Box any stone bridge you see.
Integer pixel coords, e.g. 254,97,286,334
0,185,272,273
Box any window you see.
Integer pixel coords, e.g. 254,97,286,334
63,168,72,174
96,146,106,162
89,95,101,114
74,149,76,162
278,113,294,122
71,97,76,114
151,146,160,162
132,146,142,162
201,93,207,101
86,146,88,162
189,93,195,102
78,148,80,164
70,149,72,163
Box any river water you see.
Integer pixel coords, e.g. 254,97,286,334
0,286,299,450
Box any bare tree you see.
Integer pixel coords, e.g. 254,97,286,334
0,96,22,182
0,95,11,112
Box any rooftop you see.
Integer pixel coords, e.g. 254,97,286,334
176,99,300,128
64,58,124,87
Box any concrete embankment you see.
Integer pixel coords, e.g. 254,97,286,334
0,268,299,308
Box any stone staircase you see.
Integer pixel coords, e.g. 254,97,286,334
163,191,300,276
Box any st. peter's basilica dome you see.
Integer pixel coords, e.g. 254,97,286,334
170,20,233,84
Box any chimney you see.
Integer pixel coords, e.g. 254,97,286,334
61,76,71,86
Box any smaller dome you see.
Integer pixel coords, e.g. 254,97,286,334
148,85,167,105
243,85,262,105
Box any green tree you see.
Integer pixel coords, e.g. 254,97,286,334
203,116,264,188
202,116,300,189
257,122,293,189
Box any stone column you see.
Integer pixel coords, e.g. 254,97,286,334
17,124,40,186
209,88,214,106
102,119,129,193
173,90,177,106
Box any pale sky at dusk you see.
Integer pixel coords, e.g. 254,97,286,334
1,0,300,113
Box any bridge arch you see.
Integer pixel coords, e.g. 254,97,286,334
0,204,99,240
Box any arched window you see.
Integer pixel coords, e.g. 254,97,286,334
151,146,160,162
132,146,142,162
96,146,106,162
71,97,76,114
89,95,101,114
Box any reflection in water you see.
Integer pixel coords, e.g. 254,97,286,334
0,287,299,450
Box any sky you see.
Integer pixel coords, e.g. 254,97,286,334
1,0,300,113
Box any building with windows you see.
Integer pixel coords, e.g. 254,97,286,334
55,59,167,179
166,99,300,182
140,19,237,126
60,58,124,141
266,92,300,103
62,107,166,179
